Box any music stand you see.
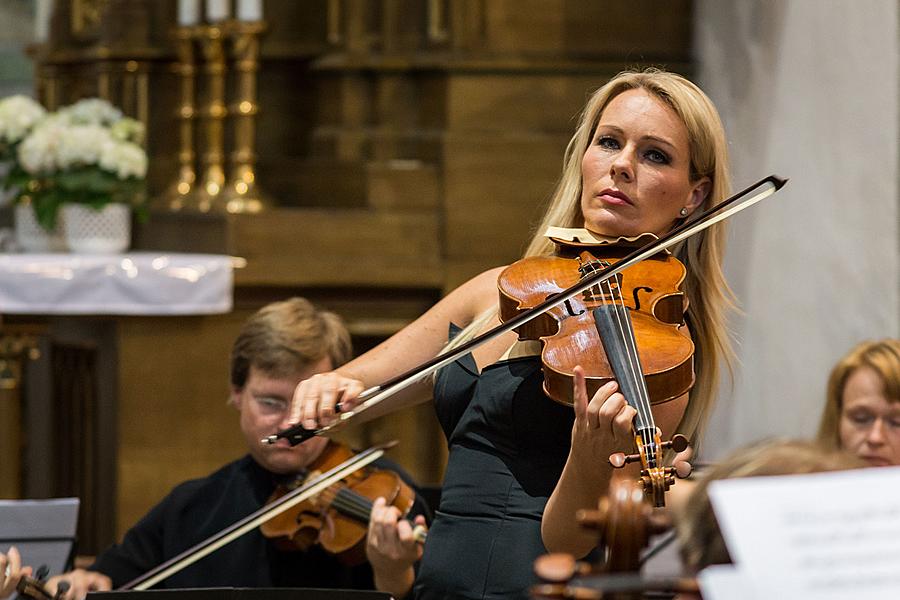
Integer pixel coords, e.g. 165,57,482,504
0,497,79,575
89,589,393,600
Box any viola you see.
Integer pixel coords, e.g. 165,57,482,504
261,441,425,564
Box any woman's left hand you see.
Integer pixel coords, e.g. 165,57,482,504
569,366,637,476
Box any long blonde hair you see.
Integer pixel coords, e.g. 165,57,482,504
447,68,734,448
816,339,900,449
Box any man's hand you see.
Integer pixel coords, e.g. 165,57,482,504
366,497,426,599
46,569,112,600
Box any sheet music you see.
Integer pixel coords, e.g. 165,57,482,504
697,565,759,600
706,466,900,600
0,497,79,575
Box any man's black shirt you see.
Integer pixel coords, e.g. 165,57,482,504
91,453,429,590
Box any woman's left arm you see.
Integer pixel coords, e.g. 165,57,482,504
542,366,693,557
542,367,637,556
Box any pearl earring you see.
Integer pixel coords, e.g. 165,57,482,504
679,207,689,217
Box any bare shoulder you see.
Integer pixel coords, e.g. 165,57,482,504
448,266,508,315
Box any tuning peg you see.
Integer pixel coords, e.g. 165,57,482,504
608,451,641,468
661,434,688,453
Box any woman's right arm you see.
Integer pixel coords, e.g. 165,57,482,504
291,266,505,429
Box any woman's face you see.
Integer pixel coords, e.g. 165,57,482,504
838,366,900,467
580,88,710,237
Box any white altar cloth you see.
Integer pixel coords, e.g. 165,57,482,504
0,253,233,315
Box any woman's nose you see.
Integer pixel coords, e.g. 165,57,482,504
609,146,635,181
864,419,887,445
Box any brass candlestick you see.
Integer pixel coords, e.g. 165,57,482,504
161,25,199,211
196,23,227,213
222,19,269,214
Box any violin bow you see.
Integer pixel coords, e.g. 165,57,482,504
120,442,392,590
267,175,787,447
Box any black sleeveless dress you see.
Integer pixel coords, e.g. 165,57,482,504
414,326,575,599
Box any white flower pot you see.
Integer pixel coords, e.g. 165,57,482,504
14,203,66,252
62,203,131,254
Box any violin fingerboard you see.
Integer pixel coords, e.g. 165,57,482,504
591,305,655,433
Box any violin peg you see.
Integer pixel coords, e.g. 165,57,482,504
609,452,642,468
609,452,627,468
668,434,689,453
674,460,692,479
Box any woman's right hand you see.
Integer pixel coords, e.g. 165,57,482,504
290,371,367,430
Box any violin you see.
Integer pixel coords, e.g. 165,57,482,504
498,235,693,407
261,441,425,564
498,235,690,506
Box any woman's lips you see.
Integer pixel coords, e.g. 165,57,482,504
861,455,893,467
598,188,633,205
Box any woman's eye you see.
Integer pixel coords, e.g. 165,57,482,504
596,136,619,149
645,148,670,164
848,412,874,426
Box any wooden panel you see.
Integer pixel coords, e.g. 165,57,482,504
445,74,615,132
442,131,569,262
232,208,444,288
482,0,692,59
116,312,249,536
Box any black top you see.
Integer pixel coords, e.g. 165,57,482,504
413,326,574,600
91,453,429,591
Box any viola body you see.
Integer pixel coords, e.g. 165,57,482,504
260,442,416,564
498,242,694,406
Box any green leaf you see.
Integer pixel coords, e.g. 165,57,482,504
33,190,64,230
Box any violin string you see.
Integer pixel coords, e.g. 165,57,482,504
331,487,376,521
597,264,654,432
614,274,655,433
331,489,374,521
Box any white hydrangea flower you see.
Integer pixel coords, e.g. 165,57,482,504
56,124,113,170
110,117,145,144
0,95,46,144
100,140,147,179
17,120,66,174
59,98,123,126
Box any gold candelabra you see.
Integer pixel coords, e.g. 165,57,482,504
161,25,198,211
162,19,268,214
222,20,269,214
196,23,228,213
